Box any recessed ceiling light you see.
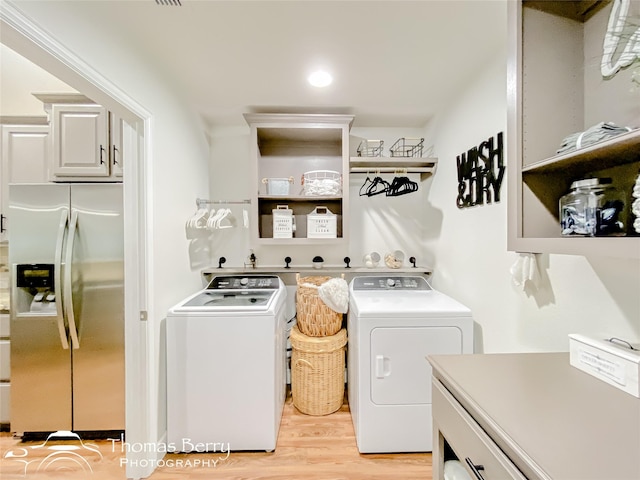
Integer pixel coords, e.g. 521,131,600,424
308,70,333,88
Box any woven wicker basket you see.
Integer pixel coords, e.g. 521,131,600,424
290,325,347,416
296,274,343,337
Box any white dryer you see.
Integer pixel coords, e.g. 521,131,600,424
166,275,287,452
347,276,473,453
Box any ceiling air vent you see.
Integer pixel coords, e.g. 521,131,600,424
155,0,181,5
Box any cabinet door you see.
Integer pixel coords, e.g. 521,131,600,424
110,112,124,178
1,124,50,241
51,104,109,178
2,125,50,184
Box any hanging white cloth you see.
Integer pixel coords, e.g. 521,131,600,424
318,277,349,314
510,253,540,291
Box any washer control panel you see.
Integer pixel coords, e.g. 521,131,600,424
352,276,431,290
207,275,280,290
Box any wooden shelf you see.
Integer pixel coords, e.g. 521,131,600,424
349,157,437,180
509,236,640,258
201,266,434,285
202,266,432,274
258,195,342,202
523,0,609,22
255,237,344,246
522,128,640,175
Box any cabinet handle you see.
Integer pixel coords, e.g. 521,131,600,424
0,214,5,233
465,457,486,480
112,145,119,165
99,145,106,164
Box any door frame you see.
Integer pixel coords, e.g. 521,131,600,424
0,3,153,479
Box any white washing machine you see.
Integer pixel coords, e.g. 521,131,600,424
166,275,287,452
347,276,473,453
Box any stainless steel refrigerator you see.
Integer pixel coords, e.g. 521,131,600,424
9,183,124,434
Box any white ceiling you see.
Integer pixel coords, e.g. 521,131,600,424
6,0,508,128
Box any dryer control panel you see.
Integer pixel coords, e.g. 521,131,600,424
206,275,280,290
352,276,431,290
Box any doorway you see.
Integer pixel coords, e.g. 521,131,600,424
0,5,151,480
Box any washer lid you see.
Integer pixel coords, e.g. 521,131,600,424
173,289,278,312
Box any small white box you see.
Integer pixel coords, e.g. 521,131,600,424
569,334,640,398
307,206,337,238
272,205,294,238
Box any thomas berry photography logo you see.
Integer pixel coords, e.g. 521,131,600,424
3,430,103,476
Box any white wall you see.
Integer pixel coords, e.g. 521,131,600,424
348,128,431,268
424,15,640,353
0,44,78,116
3,0,211,468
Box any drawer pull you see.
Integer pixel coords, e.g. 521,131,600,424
465,457,486,480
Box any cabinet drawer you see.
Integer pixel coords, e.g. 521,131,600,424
433,380,527,480
0,382,9,423
0,340,8,380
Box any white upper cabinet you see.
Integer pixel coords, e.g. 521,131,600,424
2,123,50,184
50,103,109,178
36,94,123,182
0,119,50,242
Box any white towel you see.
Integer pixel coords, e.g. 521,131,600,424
510,253,540,291
317,278,349,314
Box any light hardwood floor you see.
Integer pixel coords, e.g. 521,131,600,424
0,391,432,479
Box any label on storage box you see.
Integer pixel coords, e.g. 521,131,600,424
307,206,337,238
576,349,626,385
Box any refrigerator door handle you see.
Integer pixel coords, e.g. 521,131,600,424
54,209,70,350
64,210,81,350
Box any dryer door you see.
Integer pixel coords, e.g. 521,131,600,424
370,326,462,405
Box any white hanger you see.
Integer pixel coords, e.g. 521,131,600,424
217,208,236,229
186,207,210,239
206,208,226,230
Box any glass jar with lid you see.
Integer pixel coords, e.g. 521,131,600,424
559,178,625,236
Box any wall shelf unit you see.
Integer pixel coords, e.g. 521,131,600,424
507,0,640,259
245,113,353,245
201,265,433,286
349,157,438,180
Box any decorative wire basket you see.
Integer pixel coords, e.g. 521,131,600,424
389,137,425,157
357,139,384,157
295,275,343,336
290,325,347,416
301,170,342,196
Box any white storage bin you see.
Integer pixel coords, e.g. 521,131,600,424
307,206,337,238
569,334,640,398
273,205,294,238
262,177,293,195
